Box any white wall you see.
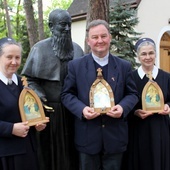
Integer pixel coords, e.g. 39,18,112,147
136,0,170,39
71,20,86,51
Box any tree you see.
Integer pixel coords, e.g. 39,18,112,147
23,0,38,47
87,0,109,22
3,0,12,37
15,0,22,37
38,0,45,40
0,0,7,37
109,0,142,68
85,0,109,53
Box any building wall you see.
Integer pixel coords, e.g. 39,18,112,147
71,20,86,51
136,0,170,39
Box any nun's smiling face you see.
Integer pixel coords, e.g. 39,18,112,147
0,44,21,78
138,44,156,70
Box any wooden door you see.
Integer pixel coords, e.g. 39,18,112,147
160,32,170,73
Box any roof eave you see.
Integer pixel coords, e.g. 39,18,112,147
71,13,87,22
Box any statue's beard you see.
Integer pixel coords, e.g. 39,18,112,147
51,34,74,61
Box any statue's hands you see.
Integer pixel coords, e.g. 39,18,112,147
41,97,54,113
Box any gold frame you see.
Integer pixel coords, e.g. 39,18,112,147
19,77,49,126
89,68,115,114
142,74,164,113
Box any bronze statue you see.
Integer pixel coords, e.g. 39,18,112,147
22,8,84,170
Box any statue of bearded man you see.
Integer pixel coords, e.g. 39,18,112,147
21,8,84,170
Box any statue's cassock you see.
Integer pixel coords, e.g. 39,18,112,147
22,37,83,170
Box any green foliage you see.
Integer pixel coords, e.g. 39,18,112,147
109,0,142,69
0,13,7,37
17,17,30,74
0,0,7,37
51,0,73,10
44,0,73,19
